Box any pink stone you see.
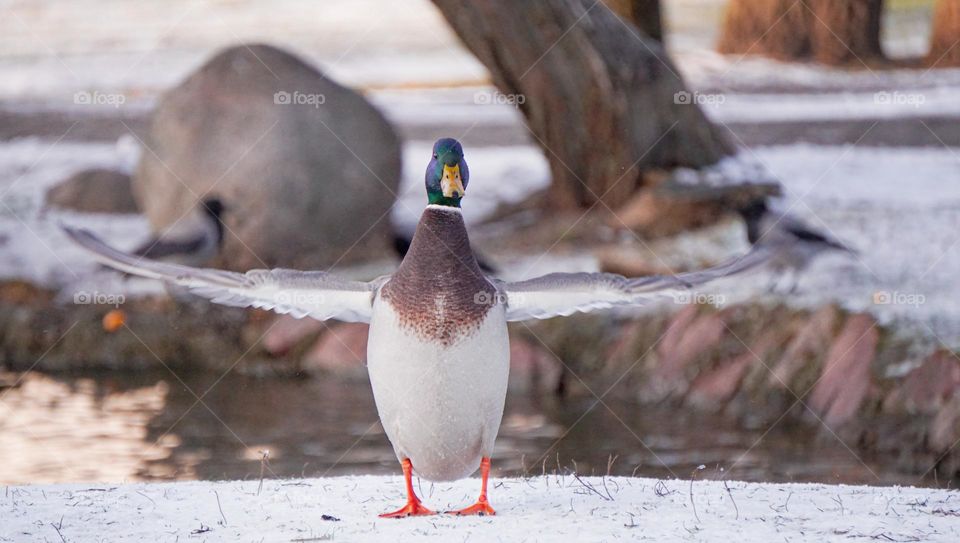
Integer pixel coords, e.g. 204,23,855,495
687,329,782,408
769,305,838,388
640,308,725,402
929,395,960,452
687,353,753,408
886,350,960,415
808,314,878,427
655,311,725,382
656,305,700,360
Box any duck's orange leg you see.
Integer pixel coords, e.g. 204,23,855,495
448,457,496,516
380,458,435,518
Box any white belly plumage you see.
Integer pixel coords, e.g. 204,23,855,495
366,295,510,482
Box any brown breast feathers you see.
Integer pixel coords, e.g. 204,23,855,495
380,207,496,346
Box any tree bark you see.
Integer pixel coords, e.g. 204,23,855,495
431,0,732,210
717,0,884,66
929,0,960,66
603,0,663,42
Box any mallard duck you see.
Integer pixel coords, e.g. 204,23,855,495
130,197,226,267
63,137,769,517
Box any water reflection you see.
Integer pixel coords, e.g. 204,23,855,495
0,370,928,487
0,372,177,482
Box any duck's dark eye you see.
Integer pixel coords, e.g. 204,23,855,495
433,153,438,159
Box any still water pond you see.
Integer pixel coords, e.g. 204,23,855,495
0,369,931,487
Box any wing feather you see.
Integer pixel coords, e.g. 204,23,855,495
500,246,771,321
62,225,380,323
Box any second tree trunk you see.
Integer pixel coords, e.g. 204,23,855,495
717,0,884,66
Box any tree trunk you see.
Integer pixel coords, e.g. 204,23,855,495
717,0,884,66
808,0,883,65
431,0,732,210
929,0,960,66
603,0,663,42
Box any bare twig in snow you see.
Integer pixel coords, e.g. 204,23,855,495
573,474,612,501
601,475,615,501
654,480,673,497
833,494,846,516
690,465,705,523
724,481,739,520
135,490,156,505
215,491,227,525
50,516,66,543
258,450,271,496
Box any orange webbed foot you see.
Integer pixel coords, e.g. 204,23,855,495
446,499,496,516
379,499,436,518
447,456,496,516
381,458,435,518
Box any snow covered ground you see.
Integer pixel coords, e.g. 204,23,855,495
3,475,958,542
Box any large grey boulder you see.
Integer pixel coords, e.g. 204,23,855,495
133,44,400,271
46,169,139,214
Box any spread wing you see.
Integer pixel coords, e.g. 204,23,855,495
131,234,209,259
499,246,771,321
62,226,382,323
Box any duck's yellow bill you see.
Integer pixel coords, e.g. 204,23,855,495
442,164,465,198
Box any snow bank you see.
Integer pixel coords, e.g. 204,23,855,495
676,49,960,94
3,475,957,542
0,0,481,105
701,86,960,123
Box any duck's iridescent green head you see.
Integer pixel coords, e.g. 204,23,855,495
425,138,469,207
